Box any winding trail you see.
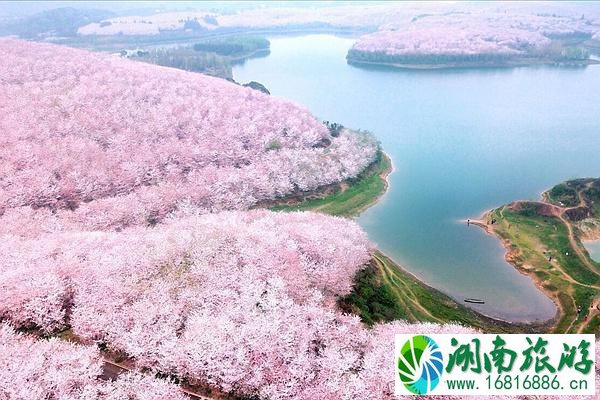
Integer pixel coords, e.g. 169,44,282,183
549,256,600,290
563,295,580,334
374,252,444,323
541,182,600,278
102,358,211,400
474,183,600,333
576,298,600,333
557,211,600,278
556,183,600,276
504,197,600,286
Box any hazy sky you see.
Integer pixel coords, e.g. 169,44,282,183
0,1,385,18
1,1,598,23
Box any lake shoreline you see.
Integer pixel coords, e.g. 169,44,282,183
583,239,600,263
60,27,367,52
346,56,600,71
367,250,553,332
235,34,600,332
269,146,553,331
265,145,392,217
468,180,600,334
468,213,562,330
353,151,393,216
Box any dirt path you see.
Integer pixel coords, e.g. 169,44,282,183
468,208,597,289
508,198,600,280
556,211,600,279
473,191,600,333
374,253,444,323
563,295,580,334
548,256,600,289
555,183,599,277
543,183,600,278
373,255,417,321
577,298,600,333
101,358,213,400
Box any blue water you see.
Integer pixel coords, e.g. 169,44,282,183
234,34,600,322
584,240,600,263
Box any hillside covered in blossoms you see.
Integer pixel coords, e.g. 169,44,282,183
348,12,599,67
1,2,600,397
75,4,429,36
0,324,188,400
0,209,481,399
0,37,476,399
73,2,600,41
0,38,377,233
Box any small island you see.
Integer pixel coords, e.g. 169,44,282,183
471,178,600,334
347,12,598,70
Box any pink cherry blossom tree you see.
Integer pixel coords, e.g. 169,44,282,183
350,12,594,64
0,323,187,400
0,38,377,234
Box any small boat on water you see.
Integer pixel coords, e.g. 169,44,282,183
464,298,485,304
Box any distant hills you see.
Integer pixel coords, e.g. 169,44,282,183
0,7,115,38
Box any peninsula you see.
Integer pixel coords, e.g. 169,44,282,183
471,178,600,334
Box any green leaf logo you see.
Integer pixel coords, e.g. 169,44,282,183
397,335,444,394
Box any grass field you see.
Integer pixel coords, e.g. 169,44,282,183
480,179,600,334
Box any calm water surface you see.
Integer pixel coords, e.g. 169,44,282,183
584,241,600,263
234,34,600,322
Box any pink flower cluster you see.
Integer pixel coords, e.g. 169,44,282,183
0,209,477,399
0,323,187,400
0,211,372,332
352,12,594,57
2,35,595,400
77,3,600,38
78,12,218,36
0,39,377,233
77,4,438,36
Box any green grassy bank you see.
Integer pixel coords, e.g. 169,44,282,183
478,179,600,334
271,151,391,217
272,150,550,333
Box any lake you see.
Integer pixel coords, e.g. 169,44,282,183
584,240,600,263
233,34,600,322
